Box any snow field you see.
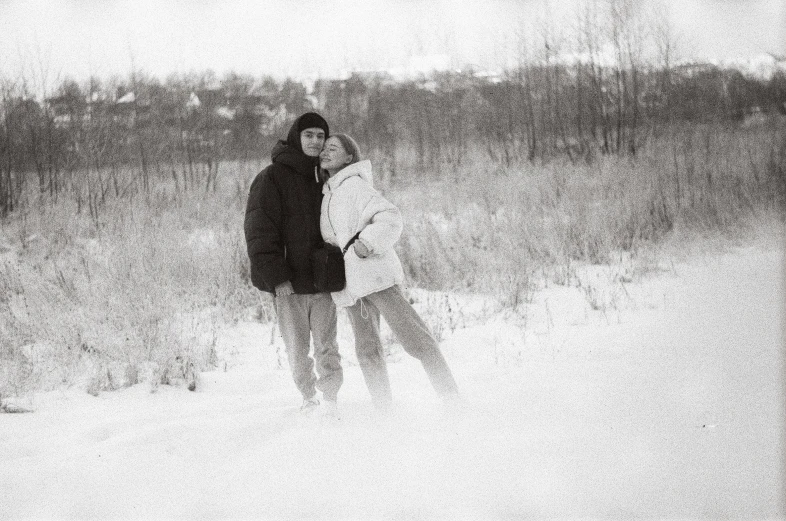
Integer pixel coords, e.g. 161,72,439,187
0,246,783,519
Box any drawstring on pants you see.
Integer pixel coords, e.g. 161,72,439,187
360,299,369,320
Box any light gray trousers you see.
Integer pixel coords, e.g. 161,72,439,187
274,293,343,402
346,285,458,408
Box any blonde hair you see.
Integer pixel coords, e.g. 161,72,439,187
330,133,362,165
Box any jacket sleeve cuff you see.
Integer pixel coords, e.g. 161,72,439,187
355,237,373,254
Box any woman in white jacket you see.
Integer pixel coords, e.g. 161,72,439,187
319,133,459,410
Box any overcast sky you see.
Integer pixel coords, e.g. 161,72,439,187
0,0,783,84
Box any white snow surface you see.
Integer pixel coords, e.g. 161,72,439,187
1,246,784,520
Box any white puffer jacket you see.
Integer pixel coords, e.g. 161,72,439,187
320,160,405,308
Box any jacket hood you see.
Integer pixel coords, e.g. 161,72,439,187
325,160,373,192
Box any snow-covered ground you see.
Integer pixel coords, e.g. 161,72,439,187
1,245,784,520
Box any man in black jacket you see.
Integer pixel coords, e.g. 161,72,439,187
244,112,342,417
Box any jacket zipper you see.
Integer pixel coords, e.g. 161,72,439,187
326,190,339,243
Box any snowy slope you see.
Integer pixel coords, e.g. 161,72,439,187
1,246,783,520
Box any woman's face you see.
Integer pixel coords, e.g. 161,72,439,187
320,137,353,173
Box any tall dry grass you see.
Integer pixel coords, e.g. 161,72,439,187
0,121,783,398
390,121,785,304
0,184,260,399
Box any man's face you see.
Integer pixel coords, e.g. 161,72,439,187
300,128,326,157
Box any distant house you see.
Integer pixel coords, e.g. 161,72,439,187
472,70,503,85
673,62,720,78
193,88,225,110
116,91,136,104
111,91,137,127
187,92,201,110
214,106,235,120
187,89,238,123
45,93,87,128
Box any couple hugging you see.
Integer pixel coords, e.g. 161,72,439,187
244,112,459,420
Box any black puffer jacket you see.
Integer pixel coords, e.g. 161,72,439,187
244,115,326,294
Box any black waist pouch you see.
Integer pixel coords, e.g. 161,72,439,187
311,232,361,292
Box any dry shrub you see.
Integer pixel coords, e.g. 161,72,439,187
0,185,259,397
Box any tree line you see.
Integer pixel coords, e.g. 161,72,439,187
1,7,785,217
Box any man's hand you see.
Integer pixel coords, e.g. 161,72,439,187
275,281,294,297
353,240,371,258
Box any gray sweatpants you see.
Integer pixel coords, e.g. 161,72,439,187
346,285,458,408
274,293,343,402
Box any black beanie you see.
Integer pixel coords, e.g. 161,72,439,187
296,112,329,136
